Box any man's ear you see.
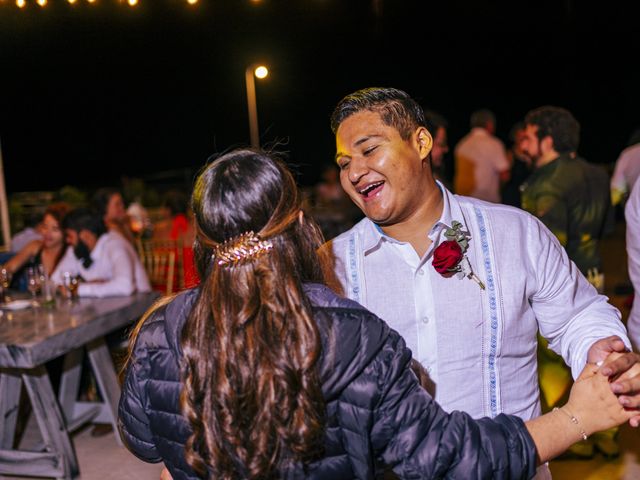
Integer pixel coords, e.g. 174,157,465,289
78,229,97,248
415,127,433,160
540,135,554,154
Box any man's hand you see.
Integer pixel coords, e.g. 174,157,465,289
589,336,640,427
587,335,628,364
600,351,640,426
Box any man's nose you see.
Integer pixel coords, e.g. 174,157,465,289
348,157,368,184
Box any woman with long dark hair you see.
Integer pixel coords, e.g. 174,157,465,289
3,202,71,279
119,149,637,480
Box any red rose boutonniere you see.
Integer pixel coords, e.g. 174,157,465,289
432,220,485,290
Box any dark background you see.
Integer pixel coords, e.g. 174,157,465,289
1,0,638,194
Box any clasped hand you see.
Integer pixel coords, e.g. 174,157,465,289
586,336,640,427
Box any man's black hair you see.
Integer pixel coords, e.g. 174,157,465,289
62,207,107,237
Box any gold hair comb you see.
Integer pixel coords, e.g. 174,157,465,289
212,231,273,267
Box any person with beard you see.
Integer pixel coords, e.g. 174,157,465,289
519,106,618,458
52,207,150,297
520,106,612,282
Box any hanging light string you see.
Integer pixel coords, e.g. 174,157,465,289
7,0,200,8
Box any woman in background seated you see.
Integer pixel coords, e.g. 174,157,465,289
152,189,198,289
119,149,637,480
3,202,70,280
93,188,136,245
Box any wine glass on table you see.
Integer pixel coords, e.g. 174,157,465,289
0,268,11,302
27,266,40,307
63,272,79,301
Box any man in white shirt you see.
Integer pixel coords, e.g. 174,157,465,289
626,181,640,351
52,208,150,298
325,88,640,443
611,128,640,206
454,109,510,203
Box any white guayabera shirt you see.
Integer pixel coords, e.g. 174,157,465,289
326,183,630,421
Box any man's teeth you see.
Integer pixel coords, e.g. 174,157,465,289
361,181,383,195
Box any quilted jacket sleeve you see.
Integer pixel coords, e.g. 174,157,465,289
117,314,163,463
371,330,538,480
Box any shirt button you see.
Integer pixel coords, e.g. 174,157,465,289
422,316,429,324
418,269,425,276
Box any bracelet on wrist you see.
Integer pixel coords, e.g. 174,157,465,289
553,406,588,441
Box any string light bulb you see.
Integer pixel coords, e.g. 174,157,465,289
187,0,198,4
68,0,77,4
128,0,138,5
37,0,47,6
16,0,26,7
254,66,268,79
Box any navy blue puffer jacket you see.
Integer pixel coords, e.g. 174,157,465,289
118,283,537,479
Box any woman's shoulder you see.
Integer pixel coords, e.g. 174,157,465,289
134,288,199,352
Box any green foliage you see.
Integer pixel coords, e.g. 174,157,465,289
58,185,87,207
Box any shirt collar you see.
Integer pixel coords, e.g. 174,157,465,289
88,232,109,264
361,180,466,254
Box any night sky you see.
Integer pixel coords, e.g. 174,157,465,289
1,0,638,194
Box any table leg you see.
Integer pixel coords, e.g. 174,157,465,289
58,349,83,425
0,371,22,449
86,337,123,446
22,365,79,479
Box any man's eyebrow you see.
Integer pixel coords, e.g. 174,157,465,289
335,134,383,161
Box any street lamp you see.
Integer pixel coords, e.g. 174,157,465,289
245,64,269,148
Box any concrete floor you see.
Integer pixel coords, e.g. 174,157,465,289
2,219,639,480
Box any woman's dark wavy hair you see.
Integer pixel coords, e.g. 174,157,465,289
330,87,426,140
181,149,326,479
92,188,121,220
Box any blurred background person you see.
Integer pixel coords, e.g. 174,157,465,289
625,181,640,351
520,105,617,458
52,207,150,298
501,121,533,208
311,163,361,240
520,106,612,283
10,209,43,253
93,187,137,246
454,108,510,202
152,189,193,243
152,189,198,289
2,202,71,287
611,126,640,208
424,109,452,189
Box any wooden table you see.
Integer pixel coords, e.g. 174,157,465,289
0,292,159,480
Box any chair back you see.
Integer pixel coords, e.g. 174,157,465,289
136,239,184,295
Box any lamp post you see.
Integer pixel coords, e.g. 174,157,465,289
245,64,268,148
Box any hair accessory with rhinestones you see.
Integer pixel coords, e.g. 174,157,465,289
212,231,273,267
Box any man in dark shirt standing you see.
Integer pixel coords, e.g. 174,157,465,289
520,106,611,286
520,105,617,458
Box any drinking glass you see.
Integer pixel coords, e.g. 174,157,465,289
63,272,80,301
0,268,11,302
27,266,40,306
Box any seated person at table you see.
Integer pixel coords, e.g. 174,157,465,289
152,189,199,289
119,149,639,480
93,188,137,246
3,202,71,284
10,210,43,253
52,208,150,298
